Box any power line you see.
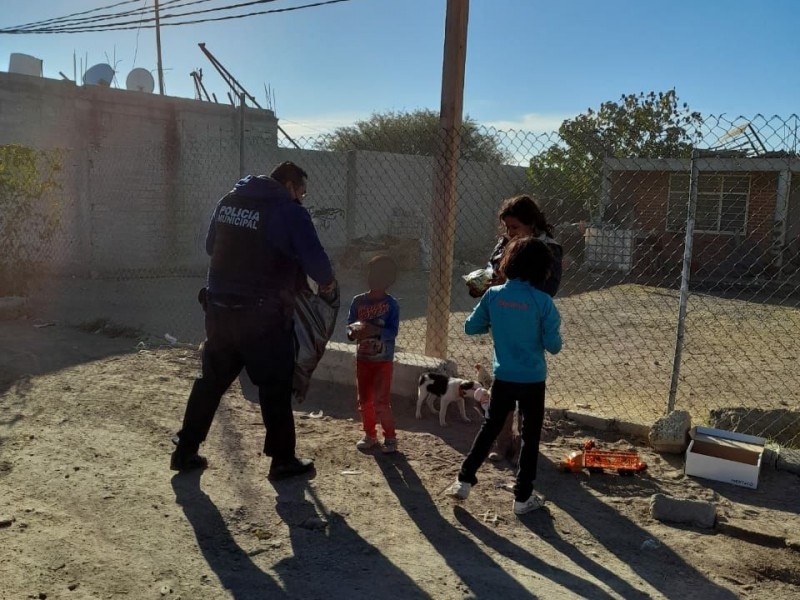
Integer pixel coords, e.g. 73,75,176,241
4,0,278,33
0,0,354,34
6,0,204,32
7,0,147,31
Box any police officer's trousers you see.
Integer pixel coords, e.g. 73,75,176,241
176,302,296,461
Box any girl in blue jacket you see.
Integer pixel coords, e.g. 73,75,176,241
447,236,562,514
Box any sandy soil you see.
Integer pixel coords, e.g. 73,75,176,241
27,272,800,440
1,320,799,600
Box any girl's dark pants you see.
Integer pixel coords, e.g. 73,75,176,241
458,380,546,502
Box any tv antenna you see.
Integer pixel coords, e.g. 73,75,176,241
197,42,298,148
716,121,768,156
190,68,213,102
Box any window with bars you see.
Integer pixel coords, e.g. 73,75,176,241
667,173,750,234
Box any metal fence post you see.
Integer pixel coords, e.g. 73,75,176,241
667,149,699,413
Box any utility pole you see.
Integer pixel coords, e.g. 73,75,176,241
154,0,165,95
425,0,469,359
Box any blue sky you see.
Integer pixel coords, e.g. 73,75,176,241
1,0,798,138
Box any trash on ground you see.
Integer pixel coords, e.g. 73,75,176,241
340,470,363,476
164,333,177,344
308,410,324,419
478,510,502,525
641,538,662,550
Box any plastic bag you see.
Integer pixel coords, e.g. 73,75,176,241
462,267,493,295
292,282,340,404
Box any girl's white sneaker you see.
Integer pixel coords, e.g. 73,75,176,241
445,480,472,500
513,494,544,515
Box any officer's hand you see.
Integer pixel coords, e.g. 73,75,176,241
318,279,338,301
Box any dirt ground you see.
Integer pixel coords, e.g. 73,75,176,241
1,320,800,600
27,271,800,438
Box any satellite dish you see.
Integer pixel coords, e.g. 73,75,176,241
126,68,155,93
9,53,43,77
83,63,115,87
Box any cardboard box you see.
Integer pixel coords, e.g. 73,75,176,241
685,426,765,489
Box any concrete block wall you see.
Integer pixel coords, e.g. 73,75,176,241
0,72,277,276
348,150,527,264
2,71,529,277
273,147,349,250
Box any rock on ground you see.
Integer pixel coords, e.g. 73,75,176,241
0,515,16,528
649,410,691,454
650,493,716,529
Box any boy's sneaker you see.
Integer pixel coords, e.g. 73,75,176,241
356,436,379,451
445,480,472,500
382,438,398,454
513,493,545,515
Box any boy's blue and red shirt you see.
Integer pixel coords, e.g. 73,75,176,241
347,293,400,361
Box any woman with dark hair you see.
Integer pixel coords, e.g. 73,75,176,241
466,195,563,462
469,194,562,298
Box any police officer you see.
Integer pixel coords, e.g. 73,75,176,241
171,161,336,481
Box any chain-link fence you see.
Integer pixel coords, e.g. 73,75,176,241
3,113,800,445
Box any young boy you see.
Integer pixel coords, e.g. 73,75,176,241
347,255,400,453
446,236,562,514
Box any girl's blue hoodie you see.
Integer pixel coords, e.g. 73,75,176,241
465,279,562,384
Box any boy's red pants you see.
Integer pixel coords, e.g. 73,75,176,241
356,359,396,439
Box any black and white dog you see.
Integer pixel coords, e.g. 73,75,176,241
416,373,479,426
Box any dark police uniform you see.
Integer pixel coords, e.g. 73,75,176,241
174,174,333,467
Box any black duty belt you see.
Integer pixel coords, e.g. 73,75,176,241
207,292,282,311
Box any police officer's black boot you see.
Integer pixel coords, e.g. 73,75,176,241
267,457,315,481
170,435,209,471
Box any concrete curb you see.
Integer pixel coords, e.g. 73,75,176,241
547,408,650,441
313,349,654,440
314,342,456,399
776,447,800,475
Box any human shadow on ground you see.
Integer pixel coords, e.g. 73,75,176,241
453,506,636,600
536,454,739,600
376,453,616,599
267,477,430,600
177,411,428,598
171,470,289,600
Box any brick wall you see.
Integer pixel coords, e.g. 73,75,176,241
611,170,779,275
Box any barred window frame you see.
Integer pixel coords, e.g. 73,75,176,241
667,173,751,235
